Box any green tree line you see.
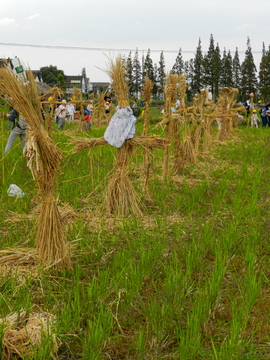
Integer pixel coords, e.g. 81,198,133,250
124,36,270,103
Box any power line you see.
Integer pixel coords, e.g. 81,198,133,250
0,42,263,54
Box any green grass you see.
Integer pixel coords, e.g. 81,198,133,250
1,116,270,359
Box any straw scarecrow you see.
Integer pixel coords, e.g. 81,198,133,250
44,87,64,136
214,88,244,142
96,92,105,128
142,78,154,199
173,75,198,171
72,88,87,132
70,56,169,217
155,73,186,177
0,61,71,267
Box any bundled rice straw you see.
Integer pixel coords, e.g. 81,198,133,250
181,118,197,165
173,74,187,173
96,92,104,128
1,310,58,360
69,136,169,154
161,73,181,179
72,88,87,132
107,141,143,216
103,56,129,108
142,78,154,199
0,61,71,268
70,56,170,216
44,87,64,136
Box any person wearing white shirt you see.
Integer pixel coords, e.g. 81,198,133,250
66,102,75,125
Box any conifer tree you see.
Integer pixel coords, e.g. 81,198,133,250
259,43,270,102
193,38,204,93
153,63,159,97
171,48,184,75
133,49,142,96
220,48,227,88
143,49,155,83
184,59,194,100
202,34,215,91
125,51,133,95
212,43,222,97
220,49,233,89
158,51,166,95
232,47,241,90
241,37,257,100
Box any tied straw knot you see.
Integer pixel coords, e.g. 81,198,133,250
42,196,55,204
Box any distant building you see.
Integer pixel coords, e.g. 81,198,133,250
89,82,111,94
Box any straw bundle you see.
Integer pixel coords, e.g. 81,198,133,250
181,119,197,165
142,78,153,137
194,120,205,151
107,141,143,217
103,55,129,108
45,87,64,136
161,73,181,180
0,247,37,266
96,92,105,128
70,135,169,155
0,61,70,267
70,136,108,153
2,311,58,360
72,89,87,132
179,75,187,108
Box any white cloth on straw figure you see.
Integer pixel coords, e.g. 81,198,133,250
104,106,137,148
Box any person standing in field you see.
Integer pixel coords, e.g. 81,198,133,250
132,99,138,115
265,105,270,127
66,101,75,125
84,109,92,130
104,92,111,106
55,97,61,124
244,96,251,115
250,109,260,129
5,109,28,154
57,100,69,130
260,105,267,127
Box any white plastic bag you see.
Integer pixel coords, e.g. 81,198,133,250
7,184,25,198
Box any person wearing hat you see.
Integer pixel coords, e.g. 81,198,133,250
84,108,92,130
250,109,260,129
57,99,69,130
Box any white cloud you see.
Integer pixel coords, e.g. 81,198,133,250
25,13,40,21
0,18,16,26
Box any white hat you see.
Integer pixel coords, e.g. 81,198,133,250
62,99,67,103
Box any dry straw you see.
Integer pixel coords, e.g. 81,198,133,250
1,310,58,360
0,61,71,268
103,55,129,108
72,88,87,132
142,78,154,199
161,73,182,179
70,56,169,216
44,87,64,136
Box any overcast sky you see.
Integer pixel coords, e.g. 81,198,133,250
0,0,269,82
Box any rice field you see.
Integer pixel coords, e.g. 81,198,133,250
0,115,270,359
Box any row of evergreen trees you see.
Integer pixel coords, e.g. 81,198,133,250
124,35,270,103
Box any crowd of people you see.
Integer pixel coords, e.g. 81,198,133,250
4,91,270,156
